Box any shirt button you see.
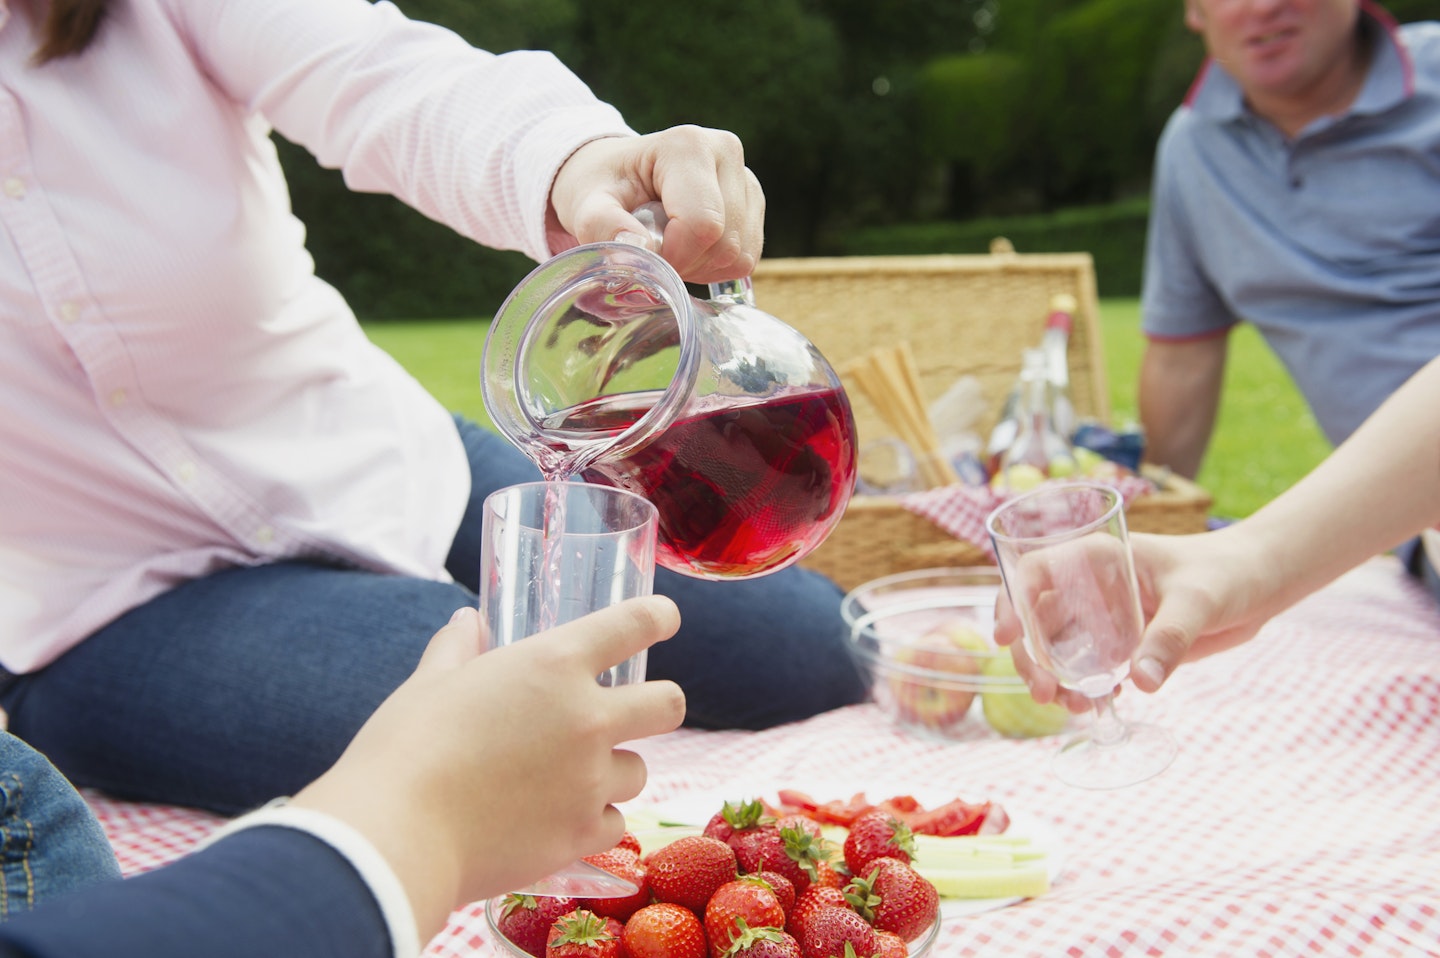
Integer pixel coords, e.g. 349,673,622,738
3,177,25,199
58,301,80,324
255,525,275,545
108,388,128,407
176,460,197,483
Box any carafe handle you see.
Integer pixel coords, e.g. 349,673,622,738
631,201,757,308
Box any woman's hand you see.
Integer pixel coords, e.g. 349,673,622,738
993,527,1276,709
548,125,765,284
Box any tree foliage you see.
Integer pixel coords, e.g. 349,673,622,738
273,0,1429,317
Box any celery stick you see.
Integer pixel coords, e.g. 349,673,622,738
914,833,1035,851
917,850,1020,870
622,809,705,857
923,865,1051,900
921,835,1048,864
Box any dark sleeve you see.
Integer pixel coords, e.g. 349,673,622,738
0,826,393,958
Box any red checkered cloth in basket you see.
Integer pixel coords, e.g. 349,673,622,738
92,556,1440,957
896,475,1156,558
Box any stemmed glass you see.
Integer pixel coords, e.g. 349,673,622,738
479,480,658,896
986,481,1176,789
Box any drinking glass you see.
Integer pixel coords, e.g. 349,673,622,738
985,481,1176,789
480,480,658,895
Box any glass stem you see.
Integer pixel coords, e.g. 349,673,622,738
1088,692,1129,748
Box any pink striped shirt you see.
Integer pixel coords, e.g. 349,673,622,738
0,0,633,671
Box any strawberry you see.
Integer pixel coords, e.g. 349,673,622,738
810,861,846,891
704,799,771,845
495,893,579,958
871,930,908,958
842,811,916,877
647,835,738,914
843,859,938,944
773,815,823,841
616,832,644,857
754,871,796,917
793,905,878,958
704,877,787,956
721,925,803,958
581,848,651,922
623,902,709,958
784,886,848,938
731,824,825,895
545,909,623,958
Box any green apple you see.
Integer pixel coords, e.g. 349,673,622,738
979,652,1070,738
991,462,1046,493
942,622,992,655
1046,454,1079,478
1073,447,1106,474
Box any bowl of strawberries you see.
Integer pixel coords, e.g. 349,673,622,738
486,799,942,958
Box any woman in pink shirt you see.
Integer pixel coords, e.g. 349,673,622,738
0,0,865,814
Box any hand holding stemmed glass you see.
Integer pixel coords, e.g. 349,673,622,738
986,481,1177,789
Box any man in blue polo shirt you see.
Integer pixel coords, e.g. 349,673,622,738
1138,0,1440,593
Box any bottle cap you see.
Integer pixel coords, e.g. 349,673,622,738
1045,293,1076,333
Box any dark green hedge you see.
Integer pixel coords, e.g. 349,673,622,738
825,198,1152,298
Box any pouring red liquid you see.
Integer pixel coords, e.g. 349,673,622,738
540,386,856,579
482,205,858,580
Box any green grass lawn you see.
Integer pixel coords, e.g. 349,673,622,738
364,301,1332,519
1096,299,1330,519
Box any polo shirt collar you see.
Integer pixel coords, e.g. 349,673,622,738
1185,0,1412,124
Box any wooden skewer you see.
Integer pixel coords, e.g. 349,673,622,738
842,344,962,490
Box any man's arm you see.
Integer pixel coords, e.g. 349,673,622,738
1138,334,1228,479
0,826,395,958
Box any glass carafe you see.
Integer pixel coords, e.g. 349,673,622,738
481,206,857,580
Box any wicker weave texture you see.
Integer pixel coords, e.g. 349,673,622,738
750,250,1212,591
804,469,1211,592
752,252,1111,448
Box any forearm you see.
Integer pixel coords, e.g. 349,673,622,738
1138,337,1227,479
0,825,404,958
185,0,633,261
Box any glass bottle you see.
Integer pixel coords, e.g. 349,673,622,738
993,349,1075,491
1040,293,1077,439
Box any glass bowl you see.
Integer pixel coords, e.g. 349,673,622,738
484,891,941,958
841,567,1036,740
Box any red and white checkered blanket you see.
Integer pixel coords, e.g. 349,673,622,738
894,475,1156,558
92,556,1440,957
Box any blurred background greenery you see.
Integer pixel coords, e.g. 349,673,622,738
291,0,1430,316
312,0,1426,515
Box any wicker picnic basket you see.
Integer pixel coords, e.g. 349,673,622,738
751,244,1212,592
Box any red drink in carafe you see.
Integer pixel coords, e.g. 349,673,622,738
538,387,857,579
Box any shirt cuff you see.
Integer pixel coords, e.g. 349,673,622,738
200,800,422,958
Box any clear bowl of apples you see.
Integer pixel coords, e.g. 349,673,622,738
841,568,1070,741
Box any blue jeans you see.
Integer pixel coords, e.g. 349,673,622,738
0,419,864,814
0,732,120,920
1400,535,1440,605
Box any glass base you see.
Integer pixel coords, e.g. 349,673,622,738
509,858,639,898
1051,721,1176,790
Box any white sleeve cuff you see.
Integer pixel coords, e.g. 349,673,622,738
199,799,422,958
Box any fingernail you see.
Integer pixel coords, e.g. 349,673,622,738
1136,657,1166,687
450,607,476,624
613,230,651,249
